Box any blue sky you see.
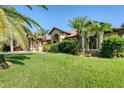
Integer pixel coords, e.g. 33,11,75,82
16,5,124,32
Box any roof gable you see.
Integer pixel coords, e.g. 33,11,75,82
48,27,70,35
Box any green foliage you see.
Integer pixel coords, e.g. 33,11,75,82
44,39,80,55
2,44,10,52
0,54,5,63
69,16,89,31
50,43,59,53
69,16,89,51
118,52,124,57
121,23,124,27
58,40,80,55
0,54,9,69
0,6,47,51
44,44,51,52
36,29,49,36
101,35,124,58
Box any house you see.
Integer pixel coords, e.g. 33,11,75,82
28,35,44,52
28,27,124,52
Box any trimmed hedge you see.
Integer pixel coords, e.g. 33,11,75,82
44,44,51,52
51,43,59,53
44,39,80,55
101,35,124,58
58,40,80,55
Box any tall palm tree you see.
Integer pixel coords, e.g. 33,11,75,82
0,6,48,52
83,21,112,53
69,16,89,53
36,28,49,36
95,22,112,49
0,5,47,68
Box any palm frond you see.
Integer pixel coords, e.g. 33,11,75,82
26,5,48,11
0,9,10,50
6,16,29,49
26,5,33,10
37,5,48,11
2,7,43,30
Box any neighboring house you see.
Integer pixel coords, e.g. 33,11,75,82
28,27,124,52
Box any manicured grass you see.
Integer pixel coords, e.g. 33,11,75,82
0,53,124,88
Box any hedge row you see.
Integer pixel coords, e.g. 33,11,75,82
44,39,80,55
101,35,124,58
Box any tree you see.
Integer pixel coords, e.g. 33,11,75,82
83,21,112,54
121,23,124,27
0,6,48,52
0,5,48,68
36,28,49,36
69,16,89,53
69,16,112,55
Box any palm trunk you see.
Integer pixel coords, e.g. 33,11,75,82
80,36,83,52
81,32,85,54
80,36,85,54
0,54,9,69
78,30,84,53
87,38,90,54
10,30,13,52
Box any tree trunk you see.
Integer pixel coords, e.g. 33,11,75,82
0,54,9,69
87,38,90,54
80,36,83,52
10,30,13,53
99,32,104,49
81,32,85,54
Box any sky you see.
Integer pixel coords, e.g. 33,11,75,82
16,5,124,32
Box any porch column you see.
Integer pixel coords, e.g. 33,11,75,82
51,39,53,44
99,32,104,49
38,41,43,52
59,35,62,42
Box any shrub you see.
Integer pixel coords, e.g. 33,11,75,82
58,40,80,55
0,54,9,69
3,44,10,52
118,52,124,57
50,43,59,53
101,35,124,58
0,43,10,52
44,44,51,52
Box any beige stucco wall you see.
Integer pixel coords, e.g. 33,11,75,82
50,29,68,42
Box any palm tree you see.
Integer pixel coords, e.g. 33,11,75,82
95,22,112,49
69,16,89,53
69,17,112,54
83,21,112,54
121,23,124,27
34,29,49,51
0,6,48,52
0,5,47,68
36,28,49,36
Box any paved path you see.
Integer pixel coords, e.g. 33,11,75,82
0,51,45,55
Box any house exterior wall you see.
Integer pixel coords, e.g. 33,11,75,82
50,29,68,43
104,29,124,38
28,28,124,53
29,39,43,52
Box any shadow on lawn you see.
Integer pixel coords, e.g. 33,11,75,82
7,54,30,65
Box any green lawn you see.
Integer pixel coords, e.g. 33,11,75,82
0,53,124,88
